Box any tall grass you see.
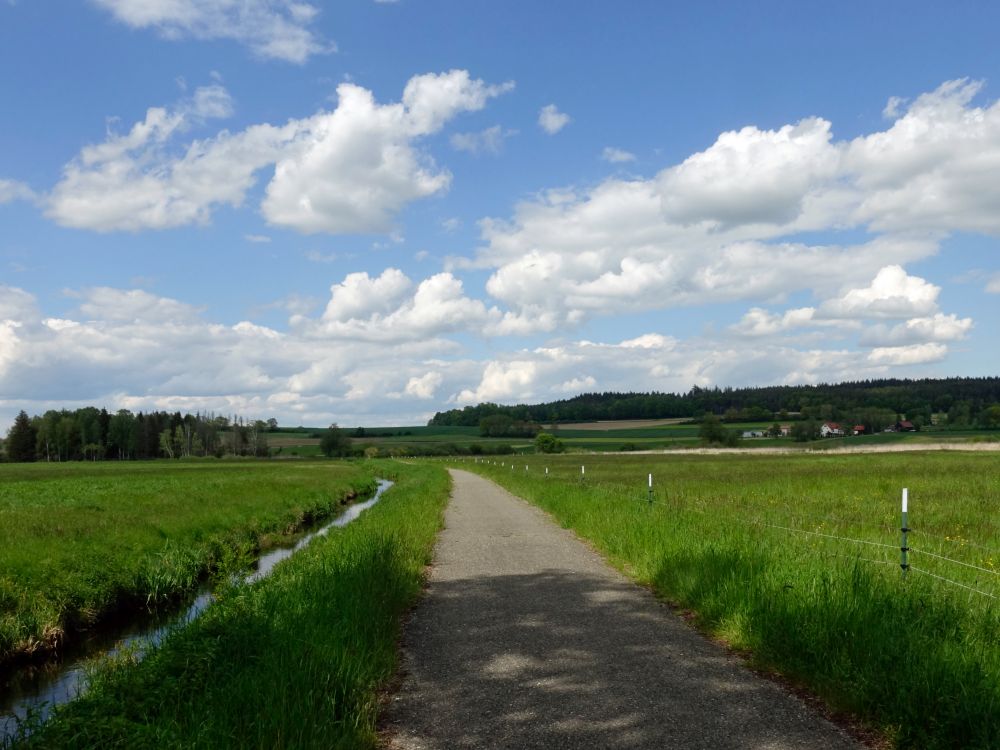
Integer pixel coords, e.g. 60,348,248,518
461,453,999,749
5,461,450,749
0,461,375,665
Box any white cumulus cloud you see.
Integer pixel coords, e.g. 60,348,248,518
458,360,538,403
659,117,840,228
450,125,516,155
472,78,1000,335
259,71,513,234
538,104,570,134
818,265,939,319
45,71,512,234
731,307,818,336
0,179,36,204
858,313,973,347
867,343,947,366
602,147,635,163
92,0,331,63
304,268,527,342
405,371,443,399
320,268,413,323
845,78,1000,234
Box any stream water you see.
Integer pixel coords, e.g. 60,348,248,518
0,478,393,741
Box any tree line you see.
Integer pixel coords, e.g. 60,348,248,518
2,407,280,462
429,377,1000,428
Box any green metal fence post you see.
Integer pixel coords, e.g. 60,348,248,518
900,488,910,580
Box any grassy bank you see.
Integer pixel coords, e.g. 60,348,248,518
457,453,999,749
6,460,450,749
0,461,375,665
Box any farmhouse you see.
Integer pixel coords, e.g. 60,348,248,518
820,421,845,437
853,424,866,435
896,420,917,432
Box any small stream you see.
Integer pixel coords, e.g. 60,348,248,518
0,479,393,741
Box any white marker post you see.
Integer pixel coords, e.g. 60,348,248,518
581,465,585,484
900,488,910,579
648,473,653,505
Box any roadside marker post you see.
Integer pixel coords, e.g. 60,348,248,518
648,473,653,506
580,465,585,484
900,488,910,580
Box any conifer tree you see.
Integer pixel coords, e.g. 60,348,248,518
6,410,37,462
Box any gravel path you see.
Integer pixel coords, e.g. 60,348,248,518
381,469,860,749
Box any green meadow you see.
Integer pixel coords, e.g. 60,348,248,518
0,460,376,666
5,461,450,749
456,451,999,749
4,448,998,748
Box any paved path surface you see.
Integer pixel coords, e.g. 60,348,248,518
382,470,860,749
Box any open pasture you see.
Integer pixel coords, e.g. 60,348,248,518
0,460,375,666
458,451,999,749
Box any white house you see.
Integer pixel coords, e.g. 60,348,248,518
820,421,845,437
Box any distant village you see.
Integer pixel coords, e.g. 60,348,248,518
741,419,919,439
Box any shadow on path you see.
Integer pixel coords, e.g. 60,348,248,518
382,472,857,749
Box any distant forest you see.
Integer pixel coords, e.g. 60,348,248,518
2,408,277,462
429,377,1000,428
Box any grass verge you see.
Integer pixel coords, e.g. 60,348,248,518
4,461,450,749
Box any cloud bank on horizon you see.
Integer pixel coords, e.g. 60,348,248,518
0,3,998,427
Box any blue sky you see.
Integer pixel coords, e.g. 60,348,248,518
1,1,999,427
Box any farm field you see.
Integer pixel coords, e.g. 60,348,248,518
541,417,692,430
268,421,1000,457
0,460,376,667
4,461,451,748
451,451,1000,749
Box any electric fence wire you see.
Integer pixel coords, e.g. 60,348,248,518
818,551,898,568
757,522,899,551
908,547,1000,576
910,527,1000,557
909,566,998,599
754,505,893,533
765,510,894,534
587,481,897,536
483,469,999,578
